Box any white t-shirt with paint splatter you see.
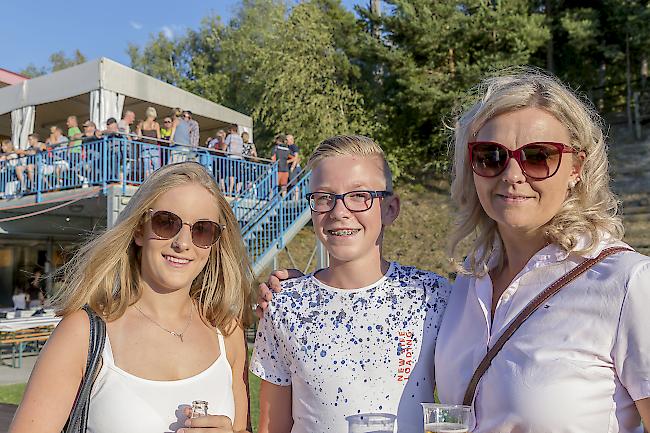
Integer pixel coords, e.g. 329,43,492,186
251,261,451,433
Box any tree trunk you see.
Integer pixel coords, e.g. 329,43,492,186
626,34,633,129
370,0,381,40
545,0,554,73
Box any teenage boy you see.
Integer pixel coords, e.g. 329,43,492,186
251,135,450,433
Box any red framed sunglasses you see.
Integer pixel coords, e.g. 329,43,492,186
468,141,576,180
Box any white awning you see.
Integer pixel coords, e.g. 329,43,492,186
0,57,252,130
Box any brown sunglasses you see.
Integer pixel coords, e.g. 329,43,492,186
149,209,225,248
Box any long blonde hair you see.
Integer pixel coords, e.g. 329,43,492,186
449,67,624,276
52,162,253,334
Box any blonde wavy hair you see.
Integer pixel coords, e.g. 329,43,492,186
52,162,253,334
449,67,624,276
308,135,393,191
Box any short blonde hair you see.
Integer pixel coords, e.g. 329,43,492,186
449,67,624,276
308,135,393,191
145,106,157,119
52,162,253,333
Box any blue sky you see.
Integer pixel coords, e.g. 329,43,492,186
1,0,363,74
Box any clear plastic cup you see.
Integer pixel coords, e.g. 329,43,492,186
346,413,397,433
421,403,470,433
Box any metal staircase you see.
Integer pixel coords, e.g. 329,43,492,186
234,173,311,275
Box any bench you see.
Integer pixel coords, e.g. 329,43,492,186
0,326,55,368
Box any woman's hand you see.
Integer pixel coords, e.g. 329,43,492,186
178,408,246,433
255,268,304,318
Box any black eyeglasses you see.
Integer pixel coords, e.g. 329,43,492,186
148,209,225,248
306,190,392,213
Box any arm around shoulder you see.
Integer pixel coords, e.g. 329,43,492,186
258,380,292,433
9,309,91,433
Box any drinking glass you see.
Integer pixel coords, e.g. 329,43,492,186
346,413,397,433
421,403,471,433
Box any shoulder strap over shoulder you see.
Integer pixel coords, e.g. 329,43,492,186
462,246,633,407
62,305,106,433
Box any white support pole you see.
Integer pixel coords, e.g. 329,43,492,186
316,240,329,270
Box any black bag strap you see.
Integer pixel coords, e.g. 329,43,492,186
462,246,633,406
63,305,106,433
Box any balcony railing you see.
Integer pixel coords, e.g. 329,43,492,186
0,135,313,274
0,136,275,202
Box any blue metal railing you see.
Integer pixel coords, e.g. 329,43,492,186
241,172,311,266
0,136,312,274
230,164,279,227
0,136,274,200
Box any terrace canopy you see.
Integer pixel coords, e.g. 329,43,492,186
0,58,252,148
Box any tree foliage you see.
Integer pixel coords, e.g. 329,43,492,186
127,0,650,178
360,0,548,174
20,50,87,78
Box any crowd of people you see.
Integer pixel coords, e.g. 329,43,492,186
0,106,301,198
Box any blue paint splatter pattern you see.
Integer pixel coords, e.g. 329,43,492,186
250,262,451,432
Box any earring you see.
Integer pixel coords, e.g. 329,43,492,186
568,179,578,189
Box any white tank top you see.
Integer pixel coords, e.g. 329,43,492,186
87,331,235,433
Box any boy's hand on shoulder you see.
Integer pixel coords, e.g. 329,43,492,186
255,268,304,319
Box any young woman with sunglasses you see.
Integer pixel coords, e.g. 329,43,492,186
436,68,650,431
10,162,253,433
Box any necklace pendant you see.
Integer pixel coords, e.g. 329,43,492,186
179,334,184,343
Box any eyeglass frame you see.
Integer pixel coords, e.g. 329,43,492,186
305,190,393,214
147,209,226,248
467,141,577,180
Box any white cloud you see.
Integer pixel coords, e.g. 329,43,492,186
129,21,143,30
162,26,174,39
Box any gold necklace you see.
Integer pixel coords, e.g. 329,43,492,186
134,302,193,342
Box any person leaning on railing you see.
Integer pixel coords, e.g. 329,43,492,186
0,139,19,197
241,131,257,159
137,107,162,177
160,116,174,166
13,134,49,194
45,126,70,187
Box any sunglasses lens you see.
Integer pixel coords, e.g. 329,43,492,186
471,143,508,177
151,211,182,239
191,221,222,247
520,143,561,179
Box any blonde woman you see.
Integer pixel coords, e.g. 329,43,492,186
10,162,253,433
137,106,162,177
436,68,650,432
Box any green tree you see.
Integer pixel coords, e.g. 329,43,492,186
20,49,87,78
252,1,377,156
531,0,650,112
128,0,372,157
360,0,549,175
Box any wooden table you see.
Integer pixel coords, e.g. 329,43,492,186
0,317,61,368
